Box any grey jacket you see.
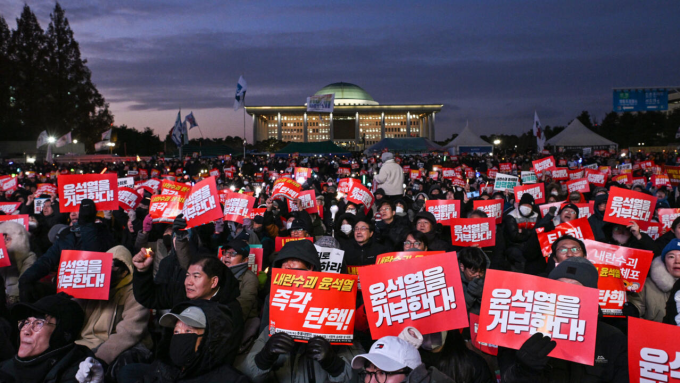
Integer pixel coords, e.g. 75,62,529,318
374,160,404,196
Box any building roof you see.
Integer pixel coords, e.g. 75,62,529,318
364,137,444,154
444,125,492,149
546,119,618,147
276,141,351,155
315,82,378,105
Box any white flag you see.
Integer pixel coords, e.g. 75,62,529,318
102,129,112,141
45,144,52,162
94,141,108,151
56,132,72,148
234,76,247,111
533,111,546,152
37,131,49,148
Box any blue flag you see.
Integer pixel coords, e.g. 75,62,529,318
171,111,184,147
185,112,198,129
234,76,247,111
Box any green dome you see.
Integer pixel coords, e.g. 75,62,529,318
314,82,378,105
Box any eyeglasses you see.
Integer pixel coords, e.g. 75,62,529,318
378,207,392,213
355,227,370,232
223,250,238,257
359,369,408,383
404,241,422,248
557,247,582,254
18,319,56,333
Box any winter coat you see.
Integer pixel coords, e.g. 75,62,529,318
375,215,411,250
138,301,248,382
231,262,259,322
663,278,680,325
629,256,678,322
373,159,404,196
424,229,454,252
503,209,538,245
404,363,456,383
236,327,363,383
0,222,37,304
75,245,150,364
342,237,391,267
498,320,628,383
0,343,94,383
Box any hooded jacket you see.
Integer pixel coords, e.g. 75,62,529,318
628,256,678,322
375,214,411,250
588,193,608,242
373,159,404,196
75,245,150,364
0,222,37,303
140,300,248,383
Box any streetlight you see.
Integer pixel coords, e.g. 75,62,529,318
73,139,78,144
47,137,56,143
493,139,501,145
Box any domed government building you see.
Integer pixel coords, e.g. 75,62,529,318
246,82,443,150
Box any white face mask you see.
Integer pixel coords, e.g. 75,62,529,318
286,222,293,230
346,209,356,215
551,190,559,196
519,206,533,216
340,224,352,234
395,206,404,214
244,181,249,185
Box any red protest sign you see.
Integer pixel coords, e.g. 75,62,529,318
594,264,627,317
643,222,662,240
337,167,351,176
150,169,160,178
271,178,302,200
477,270,599,365
425,200,460,225
449,218,496,247
535,217,594,257
0,214,29,231
513,183,546,204
604,187,656,230
532,156,557,174
287,190,319,216
499,163,512,173
583,239,653,293
652,174,671,188
149,195,185,223
346,181,374,214
469,313,498,356
270,268,358,344
139,169,148,180
222,192,255,224
558,159,568,166
442,168,455,179
182,177,222,229
58,173,118,213
208,168,220,178
294,167,313,182
640,160,654,170
628,317,680,382
0,236,10,268
552,168,568,181
375,251,443,265
0,202,21,215
465,168,476,179
359,252,468,339
566,178,590,194
613,173,632,185
247,245,263,273
568,169,584,181
487,169,498,179
473,199,503,224
248,208,267,220
585,169,606,187
409,169,420,180
658,208,680,233
57,250,113,300
34,183,57,196
136,179,161,193
665,165,680,186
275,237,314,252
428,171,439,181
118,187,141,211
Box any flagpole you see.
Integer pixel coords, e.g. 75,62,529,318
243,105,246,163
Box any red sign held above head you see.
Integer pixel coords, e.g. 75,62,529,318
603,187,657,230
271,178,302,200
294,167,313,183
359,252,469,339
551,168,568,181
442,168,456,179
568,169,584,181
566,178,590,194
532,156,557,175
345,180,374,214
58,173,118,213
584,169,606,187
149,195,185,223
513,183,546,205
658,208,680,233
0,214,30,231
652,174,671,188
535,217,595,257
57,250,113,300
583,239,653,293
477,270,600,365
182,177,223,229
425,200,461,226
118,187,141,211
34,183,57,196
499,163,512,174
487,169,498,179
0,202,21,215
222,192,255,224
209,168,220,178
449,218,496,247
473,199,503,224
410,169,420,180
613,173,632,185
287,190,321,217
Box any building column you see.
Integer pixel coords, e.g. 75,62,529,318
355,112,360,145
429,112,435,140
251,114,257,142
381,112,385,139
277,113,282,141
329,113,334,141
303,113,308,142
406,112,411,137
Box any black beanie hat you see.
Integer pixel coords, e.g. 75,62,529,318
78,199,97,224
12,292,85,350
518,193,535,207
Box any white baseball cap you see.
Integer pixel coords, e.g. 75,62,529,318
351,336,422,372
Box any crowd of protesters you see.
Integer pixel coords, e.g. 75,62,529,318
0,147,678,382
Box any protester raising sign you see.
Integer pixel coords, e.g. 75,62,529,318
499,163,512,173
275,237,314,252
58,173,118,213
118,187,141,211
425,200,460,225
57,250,113,300
149,195,185,223
520,171,537,184
294,167,313,183
568,169,585,181
514,183,545,204
477,270,599,365
604,187,657,230
358,252,468,339
532,156,557,175
494,174,519,191
552,168,568,181
34,183,57,196
652,174,672,188
449,218,496,247
0,202,20,215
535,217,595,257
628,317,680,382
288,190,320,217
0,214,29,231
583,239,653,293
566,178,590,194
658,208,680,233
222,192,255,224
182,177,222,229
269,268,358,345
584,169,606,187
271,178,302,200
472,199,503,224
375,251,443,264
593,264,627,317
161,180,192,196
346,180,374,214
441,168,455,179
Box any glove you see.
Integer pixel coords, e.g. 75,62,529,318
467,278,485,299
75,357,105,383
622,302,640,318
79,199,97,225
173,214,189,240
143,214,153,233
516,333,557,371
548,206,557,215
308,336,345,377
255,332,295,370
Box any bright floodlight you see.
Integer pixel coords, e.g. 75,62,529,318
493,139,501,145
73,139,78,144
107,142,116,147
47,137,56,143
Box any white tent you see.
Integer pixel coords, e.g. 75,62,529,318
546,119,617,149
444,125,493,155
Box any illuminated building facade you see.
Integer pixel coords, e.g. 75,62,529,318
246,82,443,150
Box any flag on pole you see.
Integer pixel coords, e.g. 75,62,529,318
534,111,546,152
46,144,52,162
37,131,49,148
56,132,72,148
101,129,112,141
171,111,185,148
234,76,247,111
185,112,198,129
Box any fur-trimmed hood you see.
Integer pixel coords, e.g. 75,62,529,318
650,256,678,293
0,221,33,264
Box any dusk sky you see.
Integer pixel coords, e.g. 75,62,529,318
1,0,678,142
